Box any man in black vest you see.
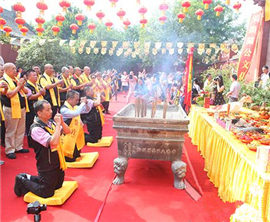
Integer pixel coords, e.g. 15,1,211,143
39,64,63,118
25,69,45,147
83,86,103,143
14,100,70,198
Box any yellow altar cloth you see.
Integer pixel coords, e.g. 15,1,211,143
188,106,270,222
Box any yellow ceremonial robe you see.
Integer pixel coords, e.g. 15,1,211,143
1,73,29,118
44,123,67,171
62,101,85,158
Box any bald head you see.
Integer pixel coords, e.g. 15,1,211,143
44,64,54,76
3,63,17,78
74,67,82,75
84,66,91,75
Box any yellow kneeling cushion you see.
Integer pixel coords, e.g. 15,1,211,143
66,152,99,168
24,181,78,206
87,136,113,147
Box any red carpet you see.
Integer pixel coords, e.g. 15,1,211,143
0,94,239,222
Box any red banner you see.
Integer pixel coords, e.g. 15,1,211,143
237,11,263,80
184,47,194,112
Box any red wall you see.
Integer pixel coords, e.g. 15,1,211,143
0,44,18,64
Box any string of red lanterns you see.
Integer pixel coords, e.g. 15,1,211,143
123,19,131,29
70,23,79,34
96,10,105,23
88,23,96,33
0,18,6,30
59,0,71,13
52,25,60,35
75,13,85,26
84,0,95,10
105,21,113,30
3,26,12,36
117,8,126,21
55,14,65,26
203,0,212,10
1,0,244,37
196,9,204,20
20,26,28,36
36,0,48,16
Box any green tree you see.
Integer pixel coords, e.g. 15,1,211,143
16,40,76,72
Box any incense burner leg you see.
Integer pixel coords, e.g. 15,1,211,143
171,160,187,189
113,157,128,185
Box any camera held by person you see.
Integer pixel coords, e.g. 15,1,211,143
27,201,47,222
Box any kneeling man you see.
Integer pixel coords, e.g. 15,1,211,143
60,90,93,162
14,100,70,198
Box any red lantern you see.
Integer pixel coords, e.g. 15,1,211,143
20,26,28,36
0,6,3,14
123,19,131,29
203,0,212,10
226,0,230,5
109,0,118,7
159,3,169,15
55,14,65,26
96,10,105,23
0,18,6,30
35,16,45,28
52,26,60,35
195,9,204,20
88,23,96,33
75,14,85,26
36,27,44,36
140,18,147,28
117,9,126,20
177,12,185,23
13,2,25,18
181,1,191,13
84,0,95,10
159,15,167,25
138,6,147,18
233,2,242,12
70,23,79,34
15,17,25,29
36,1,48,16
3,26,12,36
214,5,224,17
59,0,71,13
105,21,113,31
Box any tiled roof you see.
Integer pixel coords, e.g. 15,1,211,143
0,8,35,39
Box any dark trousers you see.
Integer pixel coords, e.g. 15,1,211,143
65,145,81,162
26,111,35,148
0,120,5,145
21,169,65,198
85,122,102,143
52,106,59,119
102,101,110,113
